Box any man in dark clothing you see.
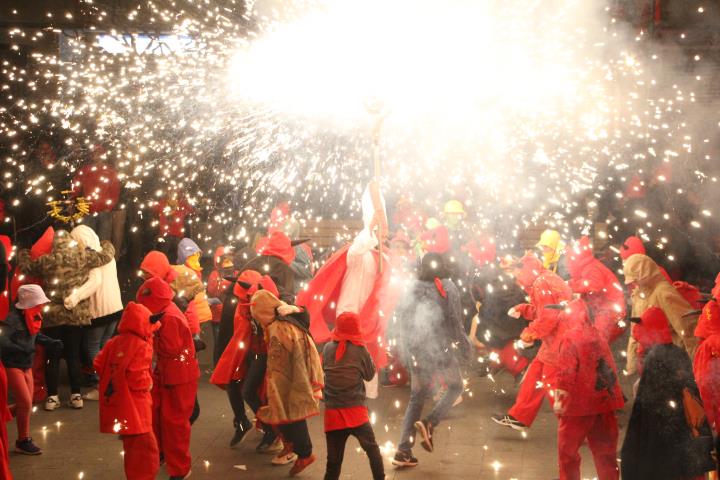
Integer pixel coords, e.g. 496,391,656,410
391,253,472,467
621,306,715,480
322,312,384,480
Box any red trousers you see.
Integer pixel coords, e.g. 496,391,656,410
508,358,557,427
122,432,159,480
152,381,197,476
0,364,12,480
558,412,619,480
494,341,529,377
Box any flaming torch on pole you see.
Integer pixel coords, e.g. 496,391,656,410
364,97,390,273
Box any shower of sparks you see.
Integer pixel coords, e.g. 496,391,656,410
1,0,718,260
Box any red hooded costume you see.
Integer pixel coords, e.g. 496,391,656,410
566,237,626,344
256,231,296,265
11,228,53,404
507,253,572,427
693,276,720,434
296,244,396,369
94,302,159,480
555,300,624,480
210,271,277,388
136,278,198,478
207,246,233,323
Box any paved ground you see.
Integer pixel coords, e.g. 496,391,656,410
7,330,632,480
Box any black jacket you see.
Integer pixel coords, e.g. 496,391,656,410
0,309,57,369
241,255,295,304
621,343,715,479
474,275,528,349
392,278,472,369
322,342,375,410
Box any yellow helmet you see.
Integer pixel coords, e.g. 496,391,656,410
536,229,561,250
443,200,465,216
536,229,565,269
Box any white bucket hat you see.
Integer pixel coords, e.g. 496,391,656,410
15,284,51,310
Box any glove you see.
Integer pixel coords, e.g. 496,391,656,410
520,329,535,344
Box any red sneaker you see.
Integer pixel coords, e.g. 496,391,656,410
289,454,316,476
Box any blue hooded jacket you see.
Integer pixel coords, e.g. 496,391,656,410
177,238,201,265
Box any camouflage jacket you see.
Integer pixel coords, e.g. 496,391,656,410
18,230,115,328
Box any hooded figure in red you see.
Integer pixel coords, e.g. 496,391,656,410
554,300,624,480
622,306,715,480
693,274,720,434
493,253,572,430
566,237,626,344
619,236,672,283
10,227,53,404
136,278,198,479
94,302,160,480
210,271,280,449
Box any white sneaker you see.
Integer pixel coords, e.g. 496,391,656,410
44,395,60,411
82,389,99,401
69,394,84,409
271,452,297,466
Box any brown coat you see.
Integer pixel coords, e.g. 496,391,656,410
170,265,212,323
251,290,323,425
624,254,698,373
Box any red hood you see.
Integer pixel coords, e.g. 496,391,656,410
695,300,720,340
140,251,173,280
231,270,279,301
635,306,673,350
117,302,159,339
566,236,594,279
420,225,450,254
31,227,54,260
515,253,544,292
136,277,174,314
620,236,645,261
712,273,720,301
213,246,234,269
255,231,295,265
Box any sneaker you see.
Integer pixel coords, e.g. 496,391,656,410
44,395,60,411
491,414,527,431
271,442,297,466
230,419,253,448
15,438,42,455
168,471,191,480
392,450,418,467
414,419,434,452
82,389,99,401
256,431,281,453
69,394,84,409
453,394,463,407
289,454,315,476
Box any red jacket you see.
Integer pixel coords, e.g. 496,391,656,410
210,270,270,388
94,302,157,435
136,278,199,387
515,255,573,366
556,300,625,416
566,237,626,342
694,299,720,432
72,162,120,214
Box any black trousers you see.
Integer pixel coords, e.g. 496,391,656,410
324,422,384,480
278,420,312,459
241,353,267,413
227,380,250,426
44,325,84,396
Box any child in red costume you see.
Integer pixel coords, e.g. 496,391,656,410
693,273,720,434
566,237,626,344
554,300,624,480
94,302,160,480
210,271,281,450
136,278,199,480
492,253,572,431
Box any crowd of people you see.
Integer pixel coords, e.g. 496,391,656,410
0,164,716,480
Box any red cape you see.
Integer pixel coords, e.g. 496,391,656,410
210,304,252,388
296,244,398,369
